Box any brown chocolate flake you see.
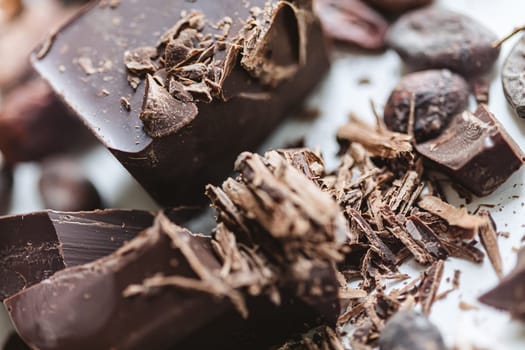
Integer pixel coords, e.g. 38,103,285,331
478,210,503,279
139,74,198,138
419,260,444,315
459,301,479,311
418,195,485,239
77,56,97,75
337,118,413,160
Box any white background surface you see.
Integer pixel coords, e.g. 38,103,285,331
2,0,525,348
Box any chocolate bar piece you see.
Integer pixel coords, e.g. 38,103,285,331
32,0,330,206
416,105,525,196
0,209,153,300
479,247,525,320
5,214,339,350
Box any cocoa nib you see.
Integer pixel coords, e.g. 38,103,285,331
387,7,499,76
383,70,469,143
313,0,388,50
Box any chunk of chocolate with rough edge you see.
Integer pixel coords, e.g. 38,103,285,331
416,105,525,197
5,214,333,350
379,311,446,350
502,35,525,118
0,79,93,163
383,69,469,143
0,209,154,300
32,0,330,207
387,8,499,77
479,247,525,320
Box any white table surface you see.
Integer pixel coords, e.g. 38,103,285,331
2,0,525,348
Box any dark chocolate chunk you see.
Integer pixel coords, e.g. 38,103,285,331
32,0,330,206
39,157,103,212
383,69,470,142
502,35,525,118
0,152,13,215
365,0,433,14
313,0,388,50
0,209,153,300
0,79,92,163
387,8,500,76
139,74,198,138
479,247,525,320
379,311,446,350
5,214,339,350
416,105,525,197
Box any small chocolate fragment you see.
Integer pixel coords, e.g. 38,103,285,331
502,35,525,118
39,157,103,212
387,8,500,76
379,311,446,350
0,152,13,215
314,0,388,50
33,0,330,206
0,209,153,300
0,79,92,163
2,333,30,350
365,0,433,14
479,247,525,320
478,210,503,279
383,70,470,142
416,105,525,197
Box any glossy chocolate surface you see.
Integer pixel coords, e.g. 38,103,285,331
416,105,525,196
33,0,330,206
0,209,153,300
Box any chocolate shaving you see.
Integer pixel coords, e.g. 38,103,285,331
419,260,444,315
478,210,503,279
418,195,485,239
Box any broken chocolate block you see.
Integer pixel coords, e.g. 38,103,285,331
416,105,525,196
0,209,153,300
5,213,341,350
0,79,92,163
39,157,103,211
479,246,525,320
32,0,330,206
379,311,446,350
